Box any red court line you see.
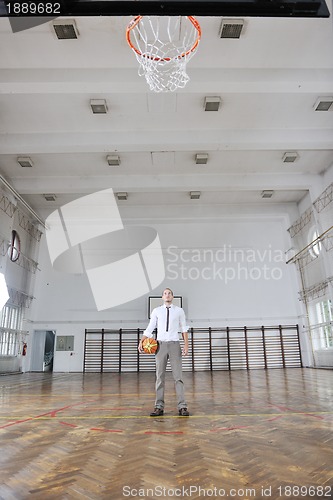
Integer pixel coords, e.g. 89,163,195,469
144,431,184,435
80,407,143,411
268,404,295,412
59,421,78,428
269,404,326,420
267,415,284,422
90,427,123,433
0,400,94,429
36,401,92,418
210,425,250,432
0,417,33,429
303,413,324,420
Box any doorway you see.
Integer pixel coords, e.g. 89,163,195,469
31,330,55,372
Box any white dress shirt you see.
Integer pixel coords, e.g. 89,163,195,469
144,304,187,342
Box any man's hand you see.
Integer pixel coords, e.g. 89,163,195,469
182,332,189,356
182,345,188,356
138,336,147,353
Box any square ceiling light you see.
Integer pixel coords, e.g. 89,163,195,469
116,192,127,200
261,190,274,199
313,97,333,111
52,19,79,40
204,96,221,112
90,99,108,114
43,194,57,202
282,152,299,163
106,155,120,166
195,154,209,165
17,156,33,168
190,191,201,199
220,19,244,38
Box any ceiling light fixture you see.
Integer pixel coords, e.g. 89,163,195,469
90,99,108,114
106,155,120,166
190,191,201,199
282,152,299,163
43,194,57,202
52,19,79,40
17,156,33,168
261,190,274,199
195,153,209,165
313,97,333,111
116,192,128,200
204,96,221,112
220,19,244,38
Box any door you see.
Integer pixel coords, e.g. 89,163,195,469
31,330,55,372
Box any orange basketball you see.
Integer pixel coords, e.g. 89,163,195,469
142,337,159,354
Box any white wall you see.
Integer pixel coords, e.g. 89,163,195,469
28,203,306,371
0,189,39,299
0,183,46,371
289,175,333,368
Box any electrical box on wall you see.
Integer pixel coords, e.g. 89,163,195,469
56,335,74,351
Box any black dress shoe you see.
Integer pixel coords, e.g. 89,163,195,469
150,408,164,416
178,408,190,416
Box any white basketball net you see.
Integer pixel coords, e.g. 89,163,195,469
126,16,201,93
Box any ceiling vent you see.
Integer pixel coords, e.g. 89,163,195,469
17,156,33,168
116,192,128,200
204,96,221,112
90,99,108,114
195,153,209,165
190,191,201,200
282,152,299,163
52,19,79,40
313,97,333,111
261,190,274,199
220,19,244,39
43,194,57,202
106,155,120,166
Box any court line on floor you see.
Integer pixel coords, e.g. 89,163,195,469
0,411,332,421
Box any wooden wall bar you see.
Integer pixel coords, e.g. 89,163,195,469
84,325,302,373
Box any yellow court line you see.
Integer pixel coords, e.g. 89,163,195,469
0,411,332,420
0,391,276,396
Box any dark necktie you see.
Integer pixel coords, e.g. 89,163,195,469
166,307,170,332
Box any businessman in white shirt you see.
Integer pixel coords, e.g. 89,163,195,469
138,288,190,416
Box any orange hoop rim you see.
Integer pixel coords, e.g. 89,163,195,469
126,15,201,63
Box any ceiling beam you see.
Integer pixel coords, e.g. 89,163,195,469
0,129,332,154
9,172,320,194
0,69,332,95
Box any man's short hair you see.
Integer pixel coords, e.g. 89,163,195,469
162,287,174,296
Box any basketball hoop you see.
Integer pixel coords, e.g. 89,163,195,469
126,16,201,92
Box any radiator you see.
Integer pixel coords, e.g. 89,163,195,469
314,349,333,368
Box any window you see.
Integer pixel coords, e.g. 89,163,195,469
315,299,333,348
0,303,23,355
1,304,23,330
8,230,21,262
308,227,322,258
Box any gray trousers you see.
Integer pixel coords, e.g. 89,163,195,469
155,341,187,410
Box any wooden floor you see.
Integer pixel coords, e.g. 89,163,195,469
0,369,332,500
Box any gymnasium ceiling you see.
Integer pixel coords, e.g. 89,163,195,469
0,8,333,219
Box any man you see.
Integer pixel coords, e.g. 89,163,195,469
138,288,190,417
